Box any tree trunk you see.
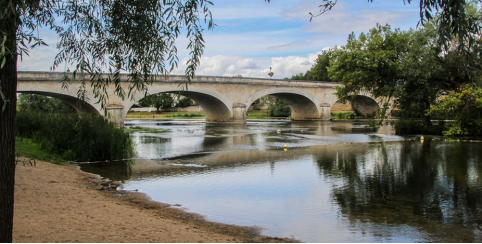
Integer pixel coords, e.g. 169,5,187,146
421,99,432,130
0,17,18,243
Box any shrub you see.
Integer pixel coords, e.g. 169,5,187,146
177,97,193,107
331,112,355,120
268,98,291,117
394,119,444,135
16,112,133,162
427,85,482,136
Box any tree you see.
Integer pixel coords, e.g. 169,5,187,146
328,24,409,114
268,97,291,117
17,94,75,114
289,73,306,80
328,24,451,128
312,0,482,65
305,49,335,82
395,25,447,128
0,0,213,241
427,85,482,136
139,93,174,113
176,96,194,107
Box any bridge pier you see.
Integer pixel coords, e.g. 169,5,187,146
105,103,125,127
320,103,332,120
232,103,247,121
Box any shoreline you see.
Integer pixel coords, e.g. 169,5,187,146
13,158,296,243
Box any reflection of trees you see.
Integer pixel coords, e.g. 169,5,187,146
315,141,482,242
80,160,134,181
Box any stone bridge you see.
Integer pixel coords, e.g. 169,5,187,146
17,71,386,126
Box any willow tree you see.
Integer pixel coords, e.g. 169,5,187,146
0,0,213,241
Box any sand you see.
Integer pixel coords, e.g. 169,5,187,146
13,159,295,243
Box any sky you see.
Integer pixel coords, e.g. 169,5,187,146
18,0,421,79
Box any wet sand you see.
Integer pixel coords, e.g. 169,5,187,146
13,159,295,243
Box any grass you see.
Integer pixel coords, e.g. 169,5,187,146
15,137,66,165
331,112,355,120
165,112,205,118
124,126,170,133
126,111,205,119
246,110,290,119
128,110,292,120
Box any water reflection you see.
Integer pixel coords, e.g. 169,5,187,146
316,141,482,242
125,120,402,159
81,120,482,242
80,160,134,181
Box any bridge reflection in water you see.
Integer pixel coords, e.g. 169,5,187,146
80,120,482,242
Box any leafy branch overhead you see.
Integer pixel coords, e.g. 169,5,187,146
0,0,214,109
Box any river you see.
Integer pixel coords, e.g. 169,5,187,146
80,120,482,242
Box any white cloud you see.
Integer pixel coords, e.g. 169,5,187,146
173,55,263,77
268,52,320,78
174,52,323,79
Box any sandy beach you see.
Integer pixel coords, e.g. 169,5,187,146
13,159,294,243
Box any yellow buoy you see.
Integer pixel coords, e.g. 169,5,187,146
277,130,281,134
421,136,425,142
283,143,288,148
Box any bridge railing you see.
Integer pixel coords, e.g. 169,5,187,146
17,71,341,88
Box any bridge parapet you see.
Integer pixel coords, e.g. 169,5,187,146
17,71,340,88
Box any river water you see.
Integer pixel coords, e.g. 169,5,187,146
81,120,482,242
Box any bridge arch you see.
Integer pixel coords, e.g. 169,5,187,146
331,95,380,117
247,88,320,120
130,87,233,122
16,91,101,115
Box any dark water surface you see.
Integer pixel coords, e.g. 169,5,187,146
81,120,482,242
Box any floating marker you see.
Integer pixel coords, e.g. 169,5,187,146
277,130,281,134
283,144,288,148
421,136,425,142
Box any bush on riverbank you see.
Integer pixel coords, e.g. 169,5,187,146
16,112,134,162
269,98,291,117
394,119,444,135
427,85,482,136
331,112,355,120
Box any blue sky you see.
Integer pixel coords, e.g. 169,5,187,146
18,0,421,79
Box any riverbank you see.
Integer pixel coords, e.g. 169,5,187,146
13,158,295,243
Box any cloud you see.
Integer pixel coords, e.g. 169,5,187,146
282,0,418,35
173,55,262,77
268,52,320,78
174,52,323,79
268,40,312,51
